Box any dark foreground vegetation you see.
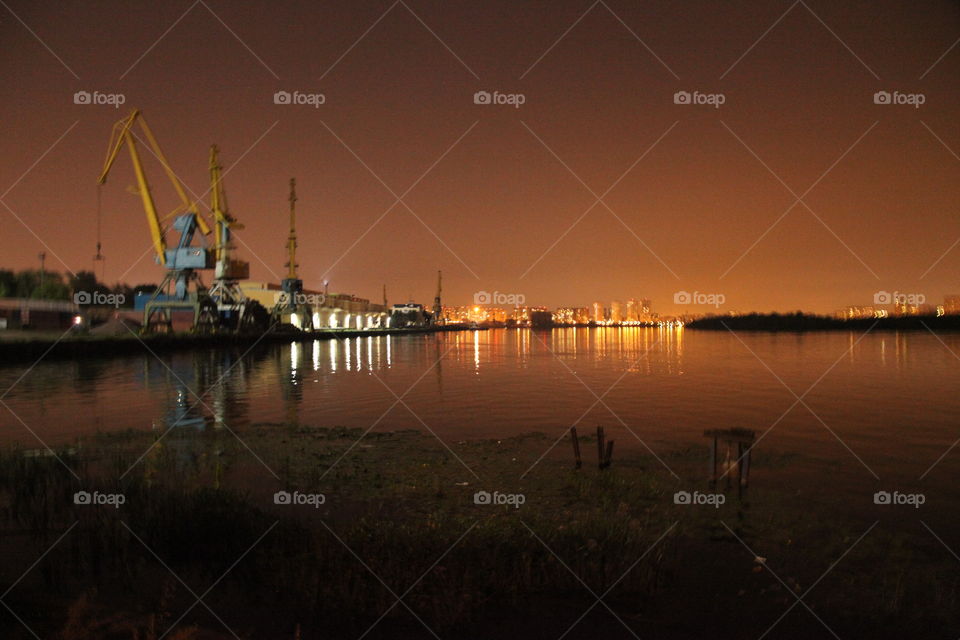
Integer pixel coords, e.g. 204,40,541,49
0,428,956,639
687,311,960,332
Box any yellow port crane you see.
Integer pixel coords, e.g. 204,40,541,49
206,144,262,331
98,109,265,332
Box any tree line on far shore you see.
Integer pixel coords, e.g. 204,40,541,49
687,311,960,331
0,269,156,308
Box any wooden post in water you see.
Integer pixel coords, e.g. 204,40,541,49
740,442,751,489
708,433,718,488
704,429,755,496
596,426,605,470
571,426,582,469
602,440,614,469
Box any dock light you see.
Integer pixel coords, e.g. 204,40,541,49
72,315,83,326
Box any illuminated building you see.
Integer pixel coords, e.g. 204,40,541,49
553,307,590,325
610,301,623,324
441,305,507,324
592,302,604,324
553,308,574,325
835,306,883,319
640,298,652,321
944,295,960,315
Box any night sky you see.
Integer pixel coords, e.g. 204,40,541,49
1,0,958,314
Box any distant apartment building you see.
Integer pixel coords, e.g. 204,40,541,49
592,302,605,324
640,298,652,318
610,301,623,324
944,295,960,315
553,307,591,325
442,305,507,324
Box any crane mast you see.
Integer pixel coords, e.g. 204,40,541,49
432,270,442,325
285,178,299,282
275,178,311,330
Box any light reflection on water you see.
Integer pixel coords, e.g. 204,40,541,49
1,327,959,483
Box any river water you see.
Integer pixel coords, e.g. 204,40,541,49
2,327,959,492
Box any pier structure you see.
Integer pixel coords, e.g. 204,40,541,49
239,281,389,330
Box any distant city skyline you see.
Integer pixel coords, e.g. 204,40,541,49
2,1,959,315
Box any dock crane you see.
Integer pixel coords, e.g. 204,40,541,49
206,145,266,331
98,109,265,332
274,178,313,330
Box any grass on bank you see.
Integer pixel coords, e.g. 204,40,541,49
0,427,955,639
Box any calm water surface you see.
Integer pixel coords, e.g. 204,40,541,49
2,327,959,487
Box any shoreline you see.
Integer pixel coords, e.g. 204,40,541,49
2,315,959,363
0,325,481,363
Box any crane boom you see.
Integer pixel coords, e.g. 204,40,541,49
98,109,210,265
